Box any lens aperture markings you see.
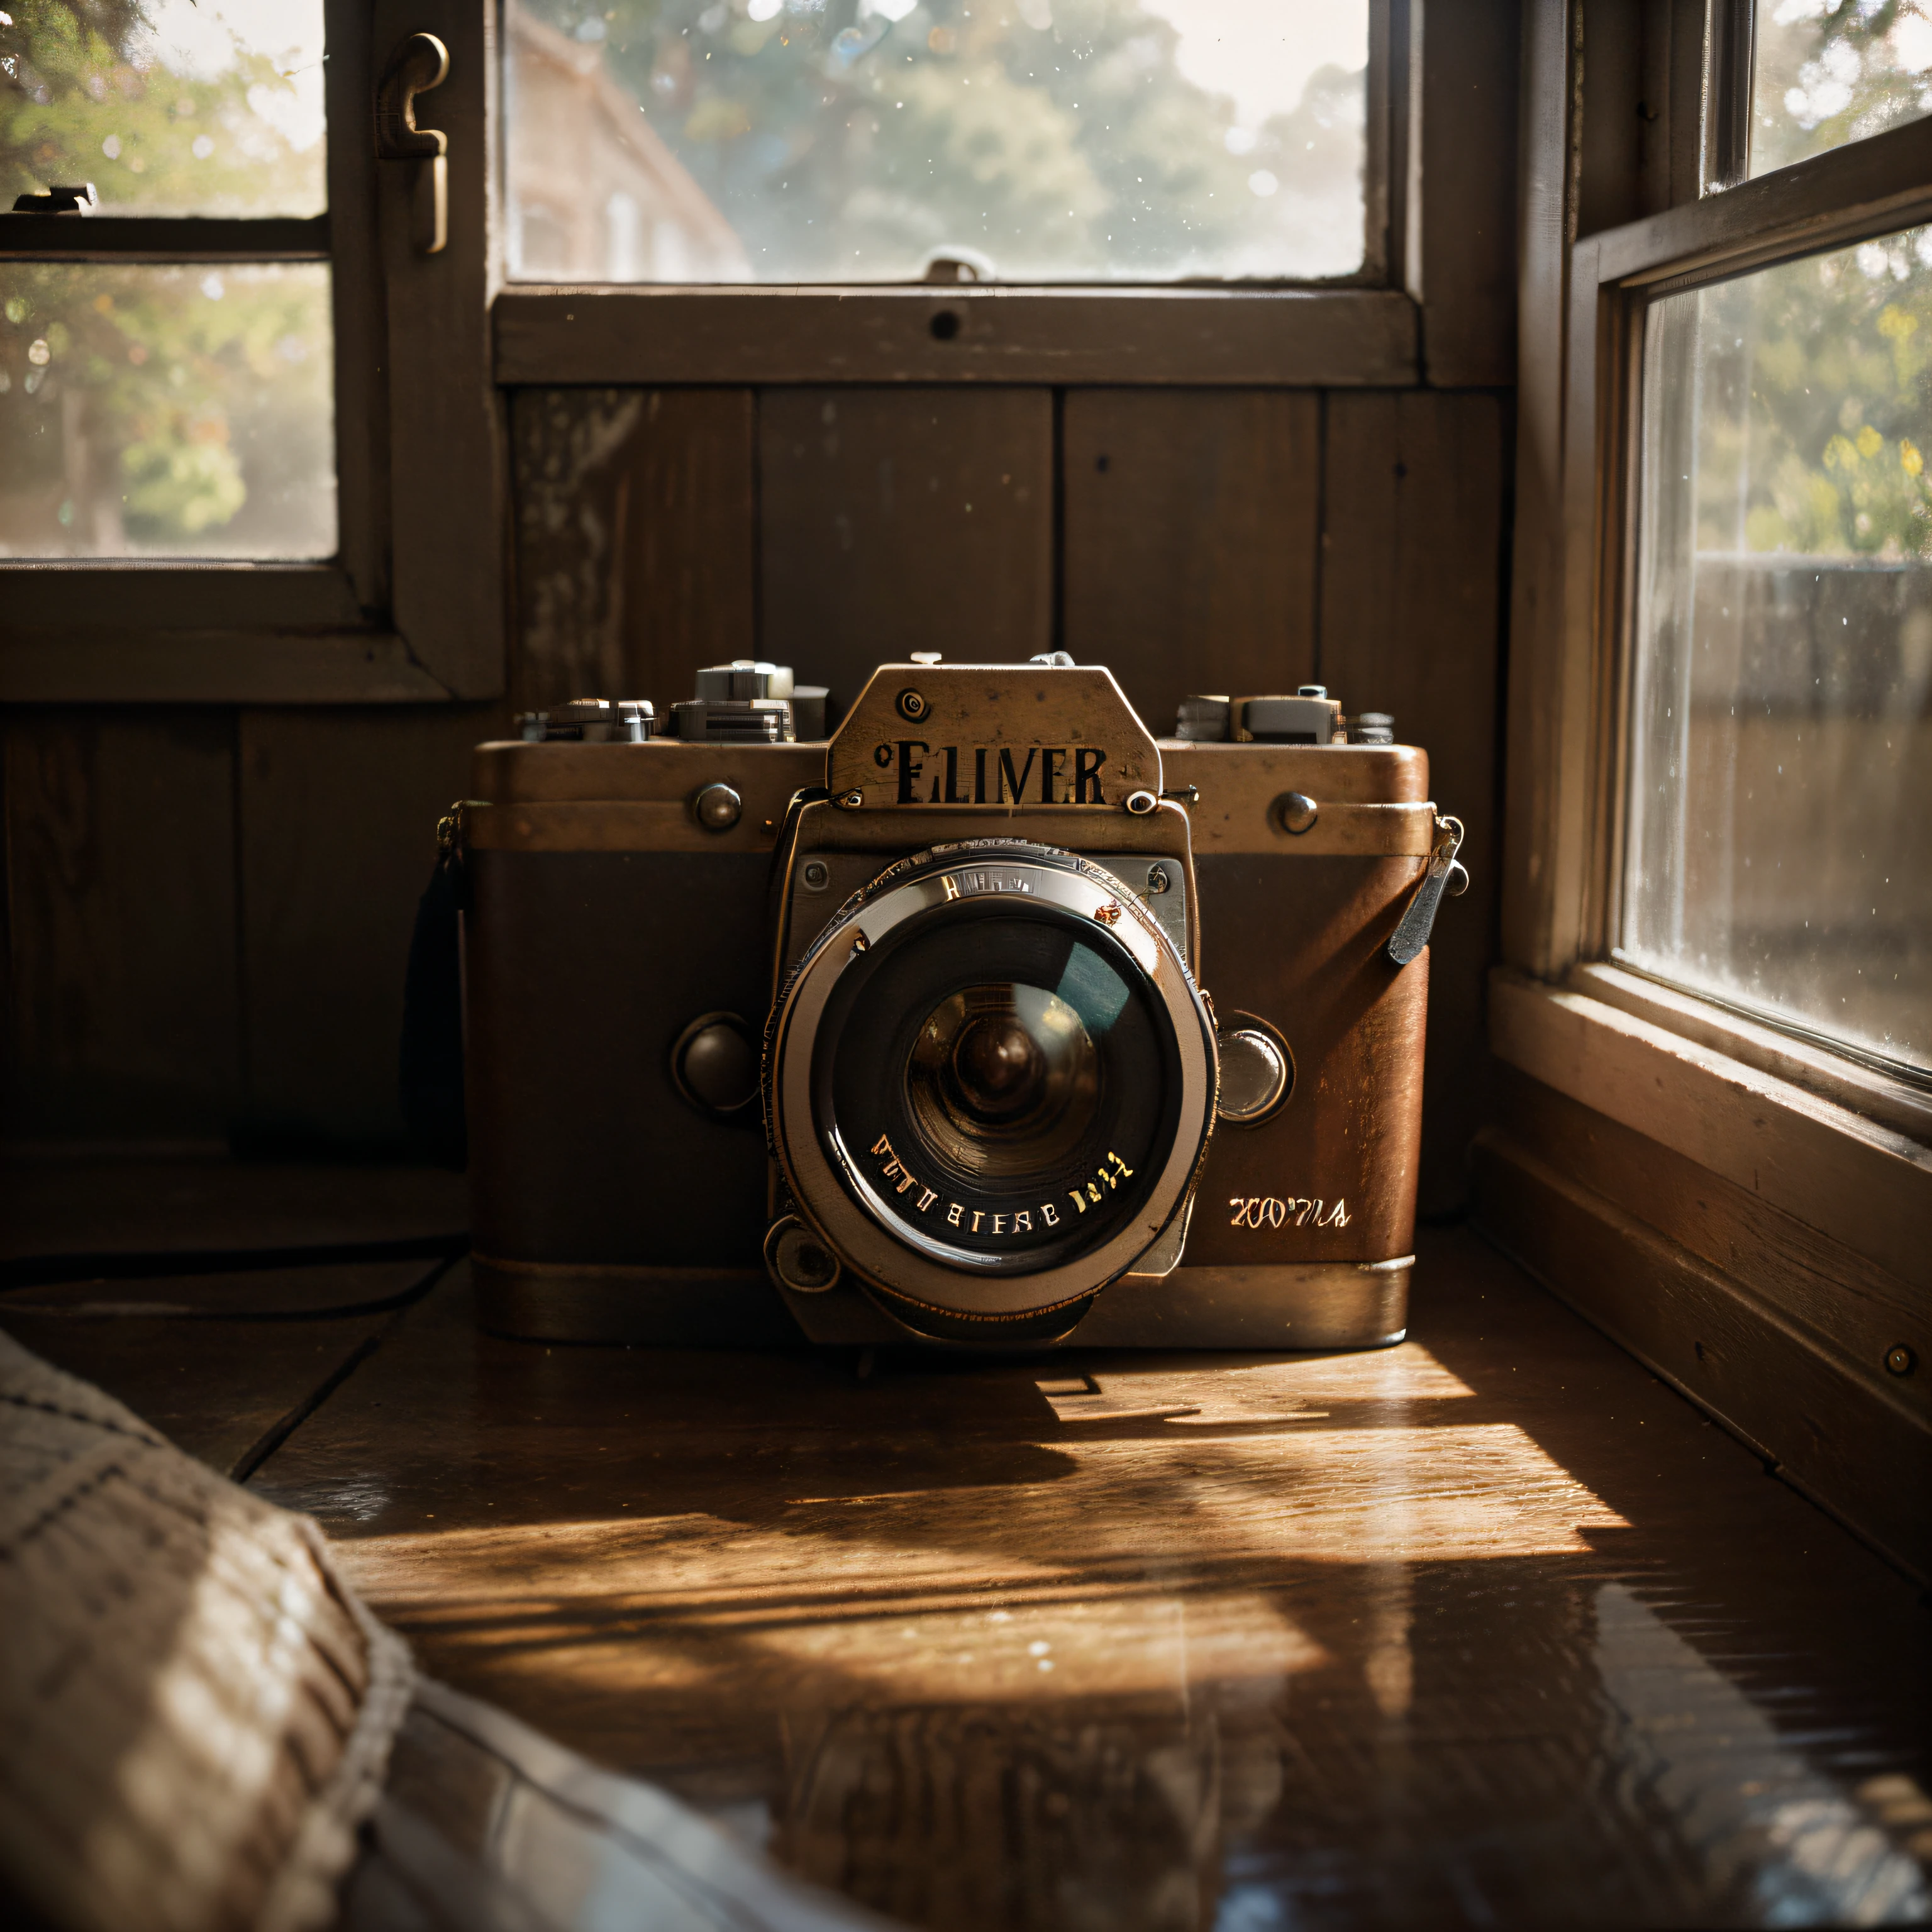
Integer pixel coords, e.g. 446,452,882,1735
870,1129,1082,1241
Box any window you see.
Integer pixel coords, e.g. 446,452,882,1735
0,3,505,702
0,0,334,559
1490,6,1932,1584
1625,230,1931,1079
1750,0,1932,177
501,0,1374,286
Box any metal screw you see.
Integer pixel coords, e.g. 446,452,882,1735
834,788,864,810
1124,789,1158,815
897,687,928,721
1885,1344,1915,1376
802,858,830,891
1276,791,1319,835
1146,863,1170,895
693,782,741,831
772,1221,840,1293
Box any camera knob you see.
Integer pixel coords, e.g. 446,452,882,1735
1215,1023,1293,1124
1275,792,1319,835
670,1013,758,1116
692,782,742,831
765,1215,841,1294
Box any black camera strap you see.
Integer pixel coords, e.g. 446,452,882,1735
399,801,484,1168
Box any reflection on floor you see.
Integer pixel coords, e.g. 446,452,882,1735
5,1218,1928,1929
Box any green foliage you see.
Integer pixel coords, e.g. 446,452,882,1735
1751,0,1932,177
1,0,323,213
0,4,331,554
1697,233,1932,562
527,0,1366,280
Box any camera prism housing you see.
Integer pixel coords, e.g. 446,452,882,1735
461,660,1456,1351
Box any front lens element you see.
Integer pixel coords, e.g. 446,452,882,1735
907,983,1098,1179
818,900,1178,1272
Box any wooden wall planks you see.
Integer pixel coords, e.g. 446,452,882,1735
1321,391,1506,1215
510,389,755,716
1062,391,1321,734
1414,0,1521,387
5,385,1511,1206
236,706,500,1150
1,711,242,1146
760,387,1053,714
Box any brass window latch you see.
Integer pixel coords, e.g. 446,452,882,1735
375,31,450,255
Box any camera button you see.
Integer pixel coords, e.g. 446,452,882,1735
1216,1025,1292,1125
671,1013,758,1117
1275,791,1319,835
692,782,743,831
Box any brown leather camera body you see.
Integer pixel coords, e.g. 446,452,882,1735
460,662,1449,1350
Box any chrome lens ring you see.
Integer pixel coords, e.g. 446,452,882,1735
766,840,1216,1319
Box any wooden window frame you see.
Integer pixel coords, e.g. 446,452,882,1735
0,0,507,704
1497,72,1932,1332
0,0,1516,701
492,0,1421,388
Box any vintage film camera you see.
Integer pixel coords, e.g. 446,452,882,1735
455,657,1464,1350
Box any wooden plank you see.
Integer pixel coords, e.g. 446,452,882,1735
0,214,329,260
509,389,755,714
1319,390,1505,1214
251,1236,1932,1926
1596,101,1932,286
0,630,450,704
1473,1127,1932,1583
237,705,500,1150
0,1158,467,1269
1491,1063,1927,1430
759,389,1052,713
1061,391,1320,737
1418,0,1519,386
1,1258,444,1316
0,564,366,631
1573,962,1932,1147
1489,969,1932,1291
0,1300,397,1478
321,0,392,616
1499,0,1579,978
2,710,242,1147
492,288,1421,389
375,0,507,700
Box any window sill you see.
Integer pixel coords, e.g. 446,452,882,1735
491,284,1421,387
0,628,453,704
1487,965,1931,1289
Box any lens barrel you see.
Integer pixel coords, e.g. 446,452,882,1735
766,840,1216,1323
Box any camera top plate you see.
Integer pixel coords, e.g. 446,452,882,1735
827,662,1162,813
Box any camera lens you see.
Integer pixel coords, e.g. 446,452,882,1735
907,984,1098,1176
767,841,1216,1323
816,897,1175,1272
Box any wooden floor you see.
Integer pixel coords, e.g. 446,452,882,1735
4,1190,1929,1930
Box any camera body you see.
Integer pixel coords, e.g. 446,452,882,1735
460,660,1453,1351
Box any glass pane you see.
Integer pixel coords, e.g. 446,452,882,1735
1,0,326,216
1750,0,1932,177
0,262,335,558
503,0,1368,284
1626,231,1932,1077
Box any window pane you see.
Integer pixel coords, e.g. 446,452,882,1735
504,0,1368,284
1,0,326,216
0,262,335,558
1750,0,1932,178
1626,233,1932,1077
